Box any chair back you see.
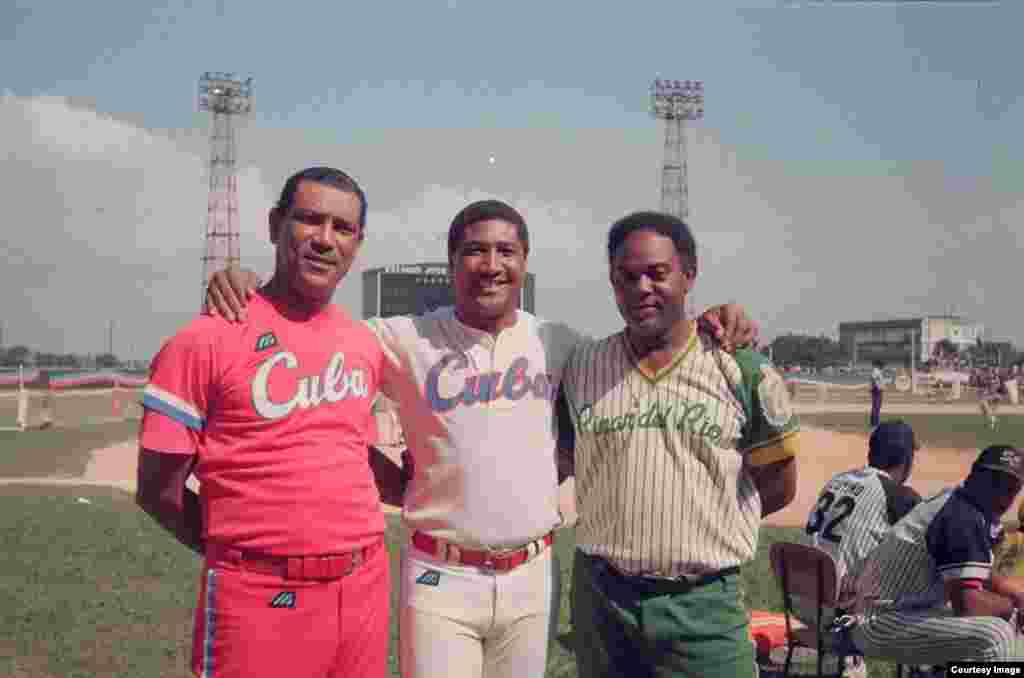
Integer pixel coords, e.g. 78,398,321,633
769,542,840,608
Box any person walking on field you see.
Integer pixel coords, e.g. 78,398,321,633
136,167,392,678
870,360,884,428
205,200,760,678
979,367,1003,431
556,211,800,678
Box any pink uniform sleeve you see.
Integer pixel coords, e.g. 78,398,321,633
139,327,218,456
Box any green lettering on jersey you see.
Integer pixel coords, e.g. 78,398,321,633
577,400,722,444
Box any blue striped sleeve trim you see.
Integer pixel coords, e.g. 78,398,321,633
142,386,204,431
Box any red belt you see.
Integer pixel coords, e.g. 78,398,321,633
411,531,554,572
205,540,382,581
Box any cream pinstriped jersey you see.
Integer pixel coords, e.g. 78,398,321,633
559,324,800,578
367,308,581,550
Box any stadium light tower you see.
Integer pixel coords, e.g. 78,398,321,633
650,79,704,221
198,72,253,307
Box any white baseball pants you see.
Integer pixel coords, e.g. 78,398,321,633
398,543,560,678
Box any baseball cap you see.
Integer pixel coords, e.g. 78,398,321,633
868,421,917,471
972,445,1024,482
868,421,918,469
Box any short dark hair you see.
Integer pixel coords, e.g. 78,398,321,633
275,166,368,230
607,211,696,270
447,200,529,259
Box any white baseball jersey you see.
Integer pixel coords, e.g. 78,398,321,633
558,325,800,578
804,466,921,601
368,308,581,550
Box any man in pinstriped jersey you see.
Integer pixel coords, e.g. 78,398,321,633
796,421,923,676
555,211,800,678
802,421,923,624
850,445,1024,669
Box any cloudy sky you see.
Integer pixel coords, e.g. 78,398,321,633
2,0,1021,360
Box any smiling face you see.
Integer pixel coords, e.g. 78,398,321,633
610,229,695,344
268,179,364,307
450,218,527,331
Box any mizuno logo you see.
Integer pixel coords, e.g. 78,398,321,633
416,570,441,586
269,591,296,608
255,332,278,352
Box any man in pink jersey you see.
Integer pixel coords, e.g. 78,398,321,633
136,166,391,678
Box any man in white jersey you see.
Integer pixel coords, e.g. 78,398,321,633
803,420,923,624
849,445,1024,669
556,211,800,678
206,200,757,678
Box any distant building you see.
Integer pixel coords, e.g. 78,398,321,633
362,262,536,319
838,315,984,367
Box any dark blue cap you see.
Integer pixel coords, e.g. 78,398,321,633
973,445,1024,481
868,421,918,469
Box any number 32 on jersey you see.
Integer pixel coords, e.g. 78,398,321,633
805,491,856,543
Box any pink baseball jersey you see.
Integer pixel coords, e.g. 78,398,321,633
140,292,385,555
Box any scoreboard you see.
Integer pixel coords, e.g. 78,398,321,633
362,263,535,319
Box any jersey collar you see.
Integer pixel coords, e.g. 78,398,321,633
867,466,892,480
452,308,524,346
622,321,698,385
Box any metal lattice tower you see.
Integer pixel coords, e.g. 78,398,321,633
650,79,704,221
198,72,253,306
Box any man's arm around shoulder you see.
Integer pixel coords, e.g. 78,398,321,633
136,448,203,555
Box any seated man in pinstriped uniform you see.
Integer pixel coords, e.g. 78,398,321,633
850,445,1024,670
801,421,923,625
798,421,923,677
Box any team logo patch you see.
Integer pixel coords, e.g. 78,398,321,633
758,364,794,428
255,332,278,352
415,569,441,586
269,591,296,608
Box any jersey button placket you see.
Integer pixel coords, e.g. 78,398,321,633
486,334,499,410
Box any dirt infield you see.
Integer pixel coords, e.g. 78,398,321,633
765,427,991,527
2,423,1004,528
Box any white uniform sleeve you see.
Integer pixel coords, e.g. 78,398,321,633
363,316,407,400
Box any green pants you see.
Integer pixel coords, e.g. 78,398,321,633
571,550,755,678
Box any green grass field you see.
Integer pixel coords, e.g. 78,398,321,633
0,483,911,678
801,412,1024,450
9,412,1021,676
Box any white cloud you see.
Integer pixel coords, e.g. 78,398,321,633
1,93,1021,361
